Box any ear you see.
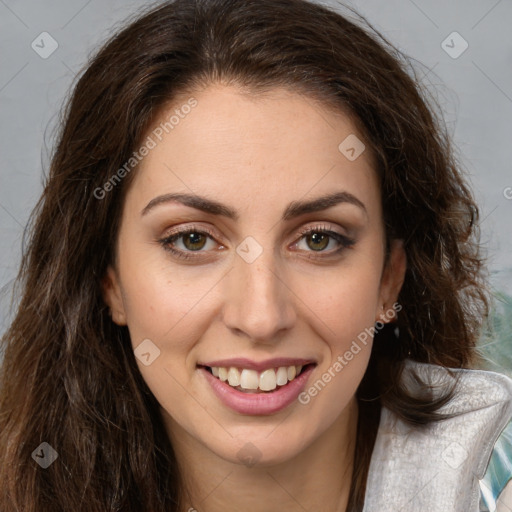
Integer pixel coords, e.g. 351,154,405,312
101,265,127,326
376,239,407,323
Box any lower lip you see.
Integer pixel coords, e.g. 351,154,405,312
200,365,315,415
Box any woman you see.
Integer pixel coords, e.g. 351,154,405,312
0,0,510,510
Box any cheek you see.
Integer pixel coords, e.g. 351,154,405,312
295,255,383,342
295,271,378,425
291,252,382,410
119,262,209,419
117,241,220,345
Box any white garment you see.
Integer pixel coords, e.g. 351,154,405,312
363,359,512,511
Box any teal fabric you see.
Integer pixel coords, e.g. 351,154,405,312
480,419,512,511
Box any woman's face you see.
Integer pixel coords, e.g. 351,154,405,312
103,83,406,466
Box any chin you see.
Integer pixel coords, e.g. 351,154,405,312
208,425,318,468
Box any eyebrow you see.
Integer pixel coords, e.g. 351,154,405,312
141,190,367,220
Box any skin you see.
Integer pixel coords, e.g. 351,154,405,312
498,481,512,511
102,83,406,511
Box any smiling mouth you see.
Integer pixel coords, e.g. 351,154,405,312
199,364,315,393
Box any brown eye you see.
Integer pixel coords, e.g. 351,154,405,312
305,232,330,251
158,227,218,260
182,232,208,251
293,226,356,259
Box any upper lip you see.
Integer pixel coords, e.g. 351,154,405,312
198,357,316,372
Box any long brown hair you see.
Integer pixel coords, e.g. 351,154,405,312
0,0,489,510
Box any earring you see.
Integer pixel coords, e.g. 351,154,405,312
378,304,385,322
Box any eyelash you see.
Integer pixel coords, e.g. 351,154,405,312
158,224,355,261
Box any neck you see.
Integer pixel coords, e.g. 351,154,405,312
167,398,359,512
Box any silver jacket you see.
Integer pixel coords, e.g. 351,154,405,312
363,359,512,511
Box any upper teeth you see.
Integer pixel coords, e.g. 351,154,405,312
211,365,303,391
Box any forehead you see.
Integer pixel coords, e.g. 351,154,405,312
125,83,380,220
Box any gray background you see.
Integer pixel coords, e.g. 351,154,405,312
1,0,511,341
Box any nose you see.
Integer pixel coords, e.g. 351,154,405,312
221,245,296,343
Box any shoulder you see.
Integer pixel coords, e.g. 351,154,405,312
363,360,512,512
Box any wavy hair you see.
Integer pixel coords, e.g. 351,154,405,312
0,0,489,510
